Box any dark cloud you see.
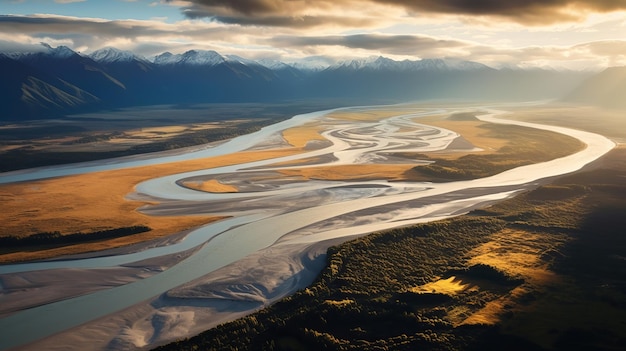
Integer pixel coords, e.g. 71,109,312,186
183,10,375,28
0,15,246,56
269,33,467,55
376,0,626,15
0,15,163,37
170,0,324,16
379,0,626,24
0,14,241,42
174,0,626,25
171,0,386,27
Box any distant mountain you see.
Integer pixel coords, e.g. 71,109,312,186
564,66,626,109
0,53,99,118
313,56,587,102
330,56,491,72
154,50,226,66
288,57,331,72
16,44,127,98
89,47,149,64
0,44,595,121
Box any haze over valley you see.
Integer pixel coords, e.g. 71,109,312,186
1,1,625,350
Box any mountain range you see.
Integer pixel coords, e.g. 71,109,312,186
563,66,626,109
0,45,622,121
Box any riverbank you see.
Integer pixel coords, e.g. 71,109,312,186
0,148,305,263
156,145,626,350
0,103,615,350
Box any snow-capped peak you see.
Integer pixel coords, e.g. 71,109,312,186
89,47,147,63
333,56,390,70
153,50,226,66
40,43,77,58
331,55,490,72
257,58,293,70
225,54,261,66
153,52,174,64
414,58,490,71
288,56,333,72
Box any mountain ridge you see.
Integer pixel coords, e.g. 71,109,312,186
564,66,626,109
0,44,605,121
90,47,149,63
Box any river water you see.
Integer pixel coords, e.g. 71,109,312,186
0,105,615,350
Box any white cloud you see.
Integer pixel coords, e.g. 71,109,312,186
0,11,624,69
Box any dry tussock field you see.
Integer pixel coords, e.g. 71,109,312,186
0,106,592,263
417,115,509,158
281,123,327,148
180,179,239,193
325,108,419,122
277,164,418,181
0,148,302,262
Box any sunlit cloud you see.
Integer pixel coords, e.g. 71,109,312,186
174,0,626,26
172,0,406,28
268,33,469,57
0,14,256,55
0,9,624,70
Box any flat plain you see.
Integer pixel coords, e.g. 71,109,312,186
0,104,585,263
0,102,622,351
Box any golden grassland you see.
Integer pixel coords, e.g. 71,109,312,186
264,155,328,167
180,179,239,193
281,123,327,148
325,108,422,122
456,228,564,327
182,111,507,187
0,148,301,263
410,276,474,295
278,164,418,181
124,125,189,138
417,119,509,158
274,110,541,180
0,106,600,264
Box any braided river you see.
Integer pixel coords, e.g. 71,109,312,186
0,104,615,350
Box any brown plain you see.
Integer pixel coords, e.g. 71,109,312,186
0,148,301,263
278,164,418,181
181,179,239,193
0,108,556,263
281,123,327,148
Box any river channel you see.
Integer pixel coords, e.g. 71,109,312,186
0,104,615,350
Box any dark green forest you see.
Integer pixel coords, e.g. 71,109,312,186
0,226,151,254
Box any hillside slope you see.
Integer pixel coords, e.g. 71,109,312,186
0,45,592,121
564,66,626,109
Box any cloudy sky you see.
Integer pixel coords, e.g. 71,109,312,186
1,0,626,69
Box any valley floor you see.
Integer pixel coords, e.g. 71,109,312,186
0,102,620,350
156,145,626,351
